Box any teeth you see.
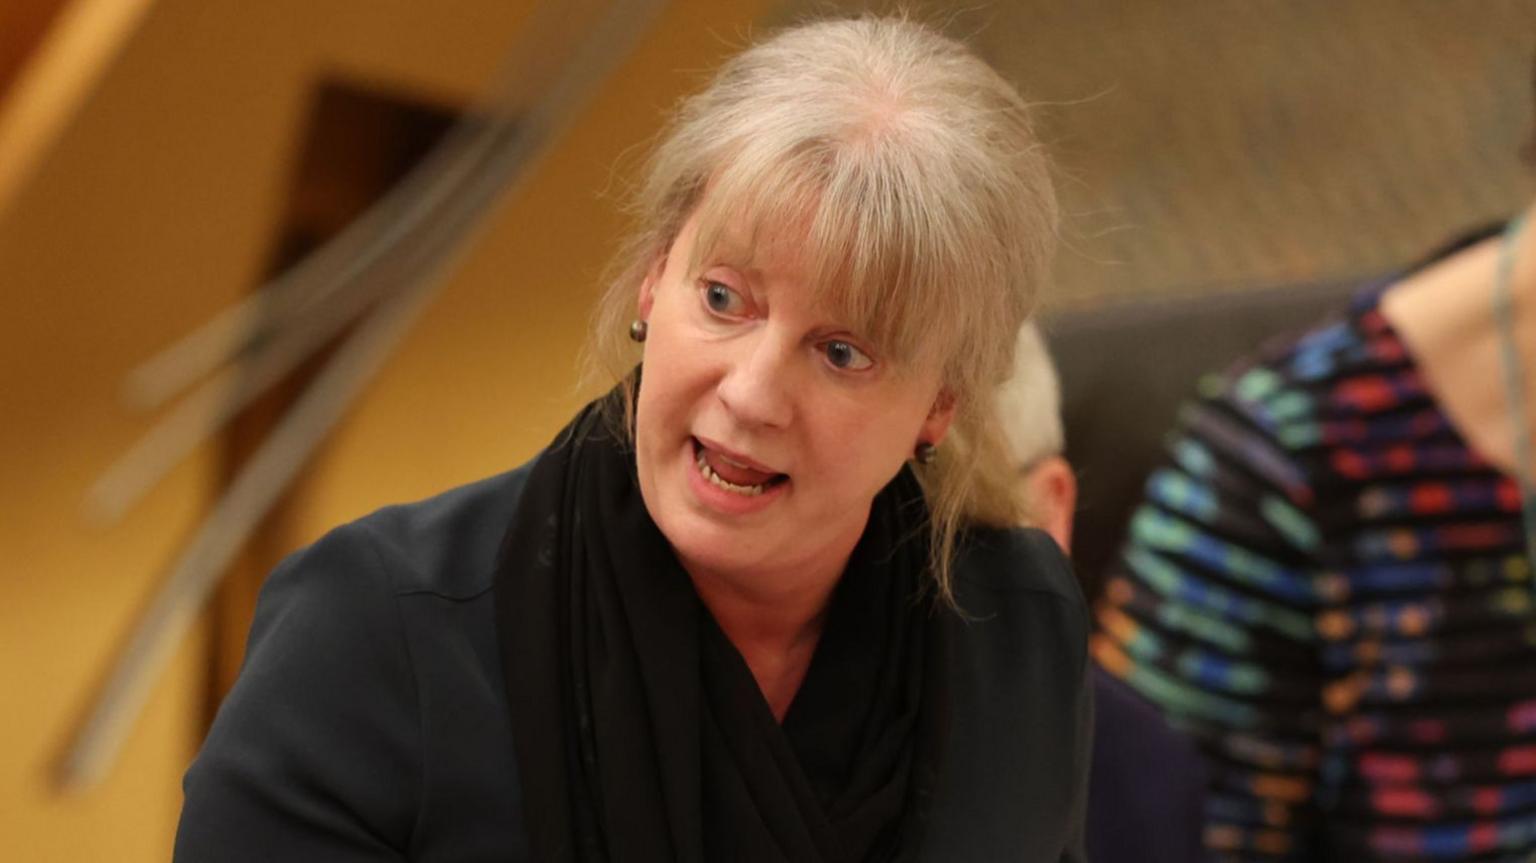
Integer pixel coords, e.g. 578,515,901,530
696,448,766,496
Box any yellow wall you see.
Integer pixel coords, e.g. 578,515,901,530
0,0,770,858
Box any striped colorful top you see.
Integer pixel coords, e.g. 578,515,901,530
1093,280,1536,861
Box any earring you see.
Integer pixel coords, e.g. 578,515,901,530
914,442,937,465
629,319,648,343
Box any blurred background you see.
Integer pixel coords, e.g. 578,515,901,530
2,1,1533,859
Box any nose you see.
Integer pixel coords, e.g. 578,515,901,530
716,331,794,430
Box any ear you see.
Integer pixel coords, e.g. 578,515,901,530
1020,455,1077,552
918,389,958,448
636,250,667,321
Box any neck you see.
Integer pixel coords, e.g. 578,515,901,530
682,545,854,722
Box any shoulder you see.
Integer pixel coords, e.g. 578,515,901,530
954,526,1079,604
1152,286,1414,507
1194,286,1400,439
951,527,1088,662
1201,281,1417,421
235,460,538,695
238,458,539,688
309,459,537,601
182,462,540,859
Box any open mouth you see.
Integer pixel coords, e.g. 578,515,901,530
692,437,789,497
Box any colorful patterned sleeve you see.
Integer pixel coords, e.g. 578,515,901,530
1094,362,1329,862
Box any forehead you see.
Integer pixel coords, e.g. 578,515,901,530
684,210,808,285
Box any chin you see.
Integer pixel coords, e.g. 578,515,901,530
661,507,780,577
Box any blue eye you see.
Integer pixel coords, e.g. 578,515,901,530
703,281,747,316
823,339,874,371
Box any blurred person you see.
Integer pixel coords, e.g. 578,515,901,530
1001,323,1207,863
175,16,1091,863
1092,105,1536,860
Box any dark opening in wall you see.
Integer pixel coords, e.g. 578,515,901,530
207,79,457,723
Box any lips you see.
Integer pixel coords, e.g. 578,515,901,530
692,437,788,494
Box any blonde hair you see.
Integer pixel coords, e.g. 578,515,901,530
589,15,1057,603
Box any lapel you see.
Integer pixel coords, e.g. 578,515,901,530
918,528,1090,863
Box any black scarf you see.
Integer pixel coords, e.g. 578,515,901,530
495,386,946,862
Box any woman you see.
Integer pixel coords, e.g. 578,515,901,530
1093,176,1536,857
176,16,1089,862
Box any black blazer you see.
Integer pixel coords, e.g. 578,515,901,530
175,459,1092,861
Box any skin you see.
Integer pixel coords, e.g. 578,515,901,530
1019,454,1077,552
633,208,956,721
1379,202,1536,476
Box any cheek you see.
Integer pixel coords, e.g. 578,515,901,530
635,375,680,457
803,407,917,495
636,328,706,441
